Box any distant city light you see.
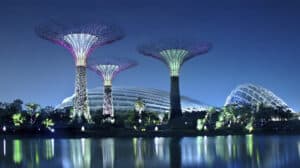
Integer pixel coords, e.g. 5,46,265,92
2,126,6,132
51,128,55,133
154,126,158,131
81,126,85,132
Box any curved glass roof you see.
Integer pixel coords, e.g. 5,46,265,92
57,87,211,113
225,83,293,112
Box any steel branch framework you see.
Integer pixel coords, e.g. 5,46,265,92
138,39,211,121
89,58,137,117
36,21,124,122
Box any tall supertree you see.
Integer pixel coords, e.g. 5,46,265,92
138,39,211,121
35,21,124,122
89,58,137,119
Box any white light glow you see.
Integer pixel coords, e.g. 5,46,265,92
51,139,55,157
3,139,6,156
96,64,119,86
160,49,188,76
81,126,85,132
111,118,115,124
2,126,6,132
64,33,98,66
81,138,85,155
102,139,115,168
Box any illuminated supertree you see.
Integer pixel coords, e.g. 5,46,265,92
89,58,137,119
138,39,211,121
35,21,124,122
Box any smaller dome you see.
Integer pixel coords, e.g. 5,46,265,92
225,83,293,112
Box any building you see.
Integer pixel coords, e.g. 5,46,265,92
57,87,211,113
225,83,293,112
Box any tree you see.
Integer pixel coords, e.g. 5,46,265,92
41,106,55,114
254,103,273,126
25,103,41,125
135,98,145,115
9,99,23,113
12,113,25,126
42,118,54,129
135,98,145,124
205,107,219,130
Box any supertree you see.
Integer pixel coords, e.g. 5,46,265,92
88,58,137,120
138,39,211,121
35,21,124,122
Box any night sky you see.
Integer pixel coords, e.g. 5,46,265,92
0,0,300,110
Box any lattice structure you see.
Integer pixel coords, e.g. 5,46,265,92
57,87,211,113
89,58,137,117
138,39,211,120
36,21,124,122
225,83,294,112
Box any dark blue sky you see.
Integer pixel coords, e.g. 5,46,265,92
0,0,300,110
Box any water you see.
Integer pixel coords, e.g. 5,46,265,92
0,135,300,168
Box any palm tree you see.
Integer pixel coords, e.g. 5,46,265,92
25,103,41,125
42,118,54,129
12,113,25,126
135,98,145,123
10,99,23,113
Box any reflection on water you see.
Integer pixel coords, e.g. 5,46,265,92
102,138,114,168
0,135,300,167
69,138,91,168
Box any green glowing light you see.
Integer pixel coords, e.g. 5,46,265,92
197,119,205,131
45,140,54,160
215,121,223,129
256,150,261,166
13,140,22,164
246,134,253,157
160,49,188,76
35,146,40,165
132,138,138,157
12,113,25,126
42,118,54,129
245,118,254,132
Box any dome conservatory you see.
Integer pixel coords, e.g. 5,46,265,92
57,87,211,113
225,83,293,112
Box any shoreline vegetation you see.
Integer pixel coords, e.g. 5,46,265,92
2,126,300,139
1,99,300,138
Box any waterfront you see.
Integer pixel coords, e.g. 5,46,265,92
0,135,300,168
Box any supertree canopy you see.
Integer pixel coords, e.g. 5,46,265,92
36,21,124,122
138,39,211,121
89,57,137,118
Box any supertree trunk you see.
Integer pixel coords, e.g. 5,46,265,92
103,85,114,117
74,66,91,122
169,76,182,120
